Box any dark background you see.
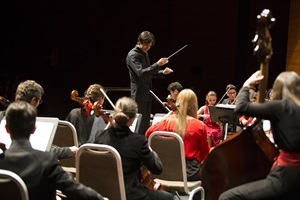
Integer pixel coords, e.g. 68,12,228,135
0,0,290,119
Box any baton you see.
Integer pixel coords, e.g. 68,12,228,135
167,44,188,59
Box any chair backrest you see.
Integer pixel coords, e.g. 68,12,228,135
148,131,189,190
52,120,78,167
76,143,126,200
0,169,29,200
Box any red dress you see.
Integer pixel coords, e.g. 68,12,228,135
203,105,222,147
145,115,210,164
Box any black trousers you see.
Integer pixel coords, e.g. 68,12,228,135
136,100,151,136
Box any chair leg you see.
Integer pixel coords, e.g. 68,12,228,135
188,186,205,200
171,191,182,200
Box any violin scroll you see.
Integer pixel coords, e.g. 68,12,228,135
70,90,93,117
70,89,114,124
70,90,84,104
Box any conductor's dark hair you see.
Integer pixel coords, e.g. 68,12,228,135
137,31,156,46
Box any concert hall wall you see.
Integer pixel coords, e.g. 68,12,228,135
0,0,290,119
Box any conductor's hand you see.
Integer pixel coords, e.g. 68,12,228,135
157,58,169,66
163,67,173,74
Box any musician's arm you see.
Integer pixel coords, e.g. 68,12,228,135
139,137,163,175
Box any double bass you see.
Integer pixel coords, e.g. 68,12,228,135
200,9,279,200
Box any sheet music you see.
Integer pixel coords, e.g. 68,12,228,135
0,117,59,152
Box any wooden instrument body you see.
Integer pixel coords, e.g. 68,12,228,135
139,165,164,191
201,120,278,200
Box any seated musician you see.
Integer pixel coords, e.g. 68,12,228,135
94,96,173,200
164,81,183,108
222,84,237,104
221,84,241,134
197,91,222,147
65,83,108,146
0,80,77,160
219,70,300,200
0,101,104,200
146,89,210,182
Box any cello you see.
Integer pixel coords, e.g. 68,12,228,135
200,9,279,200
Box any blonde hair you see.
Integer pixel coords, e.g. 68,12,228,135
271,71,300,106
167,89,198,137
113,97,138,127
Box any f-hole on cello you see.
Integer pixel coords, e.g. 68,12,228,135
200,9,279,200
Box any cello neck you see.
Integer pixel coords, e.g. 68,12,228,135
252,9,275,103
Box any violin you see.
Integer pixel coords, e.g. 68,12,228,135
92,101,113,125
166,96,177,111
70,90,112,123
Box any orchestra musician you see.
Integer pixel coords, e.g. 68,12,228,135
0,80,77,160
219,70,300,200
220,84,241,135
65,83,108,146
221,84,237,105
94,96,174,200
126,31,173,136
197,91,222,147
145,89,210,185
165,81,183,106
0,101,104,200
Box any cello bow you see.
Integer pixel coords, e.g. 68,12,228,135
200,9,279,200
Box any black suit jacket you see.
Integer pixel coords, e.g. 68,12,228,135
94,125,163,200
126,46,165,102
0,139,103,200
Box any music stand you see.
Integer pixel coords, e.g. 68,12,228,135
208,104,237,140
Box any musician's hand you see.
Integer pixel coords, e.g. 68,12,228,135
69,146,79,156
243,70,264,88
157,58,169,66
162,102,168,107
163,67,173,74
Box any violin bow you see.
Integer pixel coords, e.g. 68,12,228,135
99,88,115,109
150,90,171,112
